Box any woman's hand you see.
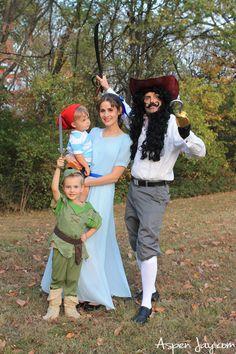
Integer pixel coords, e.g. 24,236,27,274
96,75,110,91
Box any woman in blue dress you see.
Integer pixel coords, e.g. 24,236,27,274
41,93,132,310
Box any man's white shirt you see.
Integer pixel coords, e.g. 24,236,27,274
106,87,206,181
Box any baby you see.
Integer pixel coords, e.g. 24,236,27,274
65,105,92,177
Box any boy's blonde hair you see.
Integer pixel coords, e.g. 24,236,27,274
74,106,89,121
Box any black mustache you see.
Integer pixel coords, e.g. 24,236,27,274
145,102,160,108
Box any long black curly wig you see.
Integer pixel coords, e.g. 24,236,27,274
129,86,172,161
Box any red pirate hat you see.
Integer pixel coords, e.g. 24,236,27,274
56,103,81,130
129,75,179,100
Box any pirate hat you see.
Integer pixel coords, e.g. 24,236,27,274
129,75,179,100
56,103,81,130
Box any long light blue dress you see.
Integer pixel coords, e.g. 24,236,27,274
41,127,132,309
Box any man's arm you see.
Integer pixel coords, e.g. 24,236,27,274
178,129,206,158
173,111,206,158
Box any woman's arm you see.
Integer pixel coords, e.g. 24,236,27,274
51,157,64,202
84,166,125,187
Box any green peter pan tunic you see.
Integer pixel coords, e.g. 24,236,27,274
45,195,101,296
49,194,102,260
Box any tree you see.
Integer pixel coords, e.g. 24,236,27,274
0,0,235,210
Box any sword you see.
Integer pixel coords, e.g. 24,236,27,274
58,113,65,155
93,22,103,94
94,22,103,78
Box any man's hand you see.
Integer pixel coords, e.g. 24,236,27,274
96,75,110,91
175,111,190,127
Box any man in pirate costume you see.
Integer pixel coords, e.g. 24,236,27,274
97,74,206,324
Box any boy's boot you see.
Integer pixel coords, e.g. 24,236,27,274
43,288,62,320
64,296,80,319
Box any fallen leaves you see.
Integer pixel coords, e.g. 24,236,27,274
191,303,199,312
96,337,104,346
28,281,37,288
219,311,236,325
16,298,29,307
152,305,165,313
114,324,124,336
179,259,192,266
183,281,193,289
34,234,47,243
6,290,18,297
200,260,219,268
211,241,221,246
0,339,6,351
127,251,133,259
206,297,224,304
65,331,81,339
165,249,175,255
223,287,231,292
229,311,236,320
32,254,42,262
204,282,212,289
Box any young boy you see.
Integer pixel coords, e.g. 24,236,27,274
43,157,101,321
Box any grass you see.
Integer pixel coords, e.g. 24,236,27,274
0,191,236,354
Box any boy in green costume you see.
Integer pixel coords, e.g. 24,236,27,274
43,156,102,321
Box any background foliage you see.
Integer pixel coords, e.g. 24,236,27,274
0,0,235,210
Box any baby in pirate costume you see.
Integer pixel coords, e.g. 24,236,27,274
62,105,92,176
43,157,101,321
97,74,206,324
57,104,92,201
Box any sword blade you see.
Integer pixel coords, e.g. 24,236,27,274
59,113,64,155
94,22,103,78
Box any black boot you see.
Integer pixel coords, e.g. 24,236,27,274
132,306,152,324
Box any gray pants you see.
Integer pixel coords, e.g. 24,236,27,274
125,181,170,261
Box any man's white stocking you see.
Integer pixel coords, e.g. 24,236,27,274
140,256,158,309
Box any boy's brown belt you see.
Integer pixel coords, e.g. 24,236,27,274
53,225,83,265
